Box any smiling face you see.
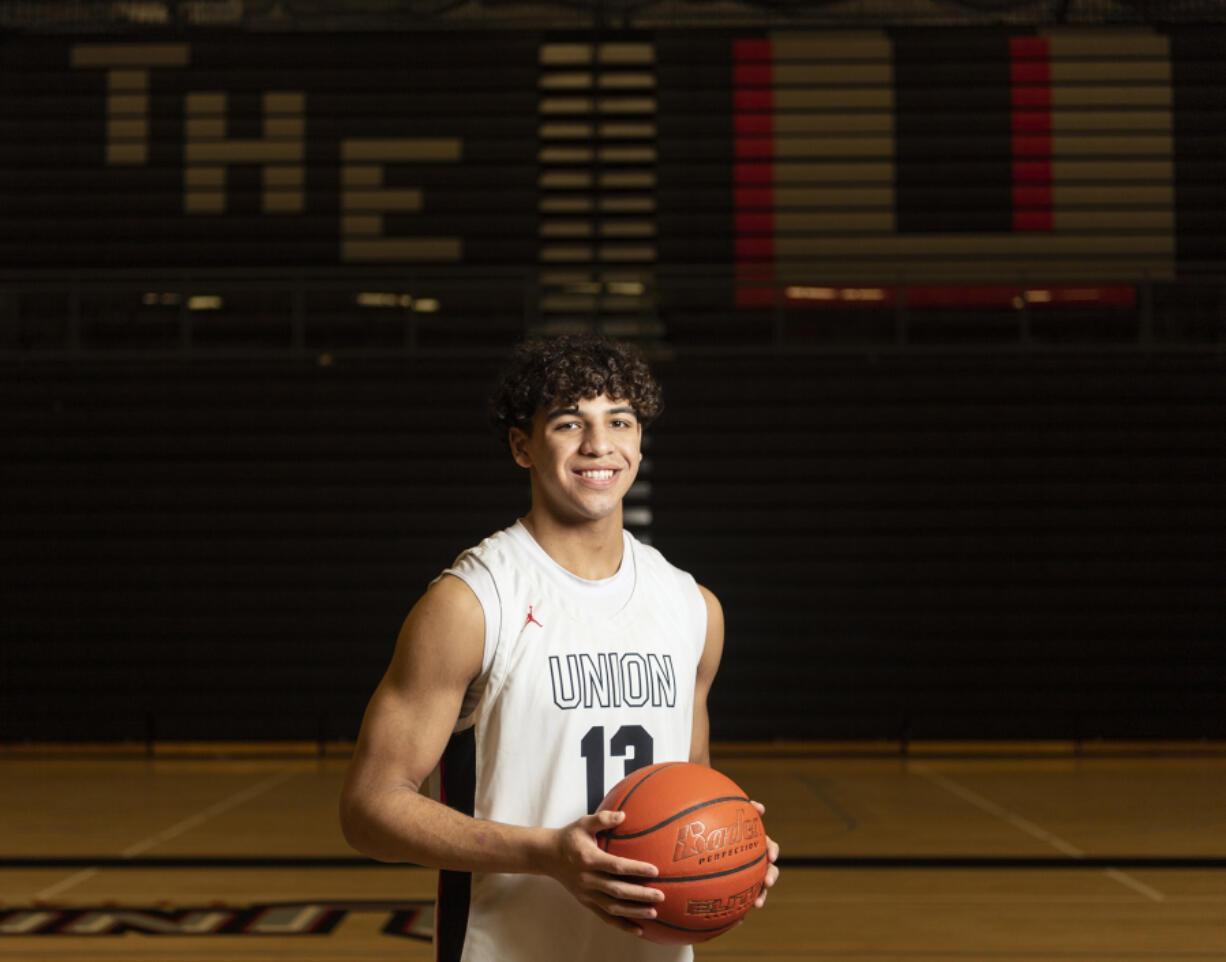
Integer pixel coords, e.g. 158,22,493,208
509,393,643,527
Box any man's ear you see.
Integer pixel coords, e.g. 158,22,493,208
509,427,532,468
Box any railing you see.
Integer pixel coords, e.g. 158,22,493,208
1,266,1224,357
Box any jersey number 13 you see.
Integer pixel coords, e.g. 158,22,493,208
580,724,653,814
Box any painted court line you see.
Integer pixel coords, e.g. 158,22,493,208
912,764,1167,902
33,769,298,901
1102,867,1168,902
34,868,99,901
120,769,298,857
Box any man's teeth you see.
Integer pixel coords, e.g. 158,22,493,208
580,470,614,480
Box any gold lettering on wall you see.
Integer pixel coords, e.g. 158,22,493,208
71,43,190,166
339,138,463,262
73,44,466,263
184,91,305,214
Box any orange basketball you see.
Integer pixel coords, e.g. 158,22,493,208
597,761,768,945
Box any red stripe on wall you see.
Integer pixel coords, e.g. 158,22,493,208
735,113,773,136
1010,35,1052,233
734,186,774,208
735,212,775,234
736,261,776,307
1012,110,1052,134
1013,210,1055,231
1013,184,1053,207
1014,159,1054,183
734,37,774,309
733,63,772,86
735,138,775,159
735,237,776,260
734,89,773,111
1012,85,1052,109
1010,59,1051,85
734,162,774,185
1013,133,1053,157
733,38,771,61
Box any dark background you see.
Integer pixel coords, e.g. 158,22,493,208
2,6,1224,747
6,351,1224,744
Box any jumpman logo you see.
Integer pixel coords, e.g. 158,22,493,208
524,605,543,629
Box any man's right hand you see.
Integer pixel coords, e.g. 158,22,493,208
543,809,665,938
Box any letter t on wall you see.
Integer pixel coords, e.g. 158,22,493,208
70,43,191,166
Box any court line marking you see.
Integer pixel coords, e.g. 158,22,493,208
1102,867,1169,902
912,764,1167,903
119,769,298,857
34,868,99,901
796,773,859,839
33,769,298,901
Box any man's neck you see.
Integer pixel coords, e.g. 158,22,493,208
520,510,625,580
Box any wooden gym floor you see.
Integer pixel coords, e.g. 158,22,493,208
2,743,1225,961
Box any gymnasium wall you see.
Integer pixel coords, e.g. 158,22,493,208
653,353,1226,742
3,25,1226,744
4,352,1226,743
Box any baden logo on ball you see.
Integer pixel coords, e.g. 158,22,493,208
597,761,768,945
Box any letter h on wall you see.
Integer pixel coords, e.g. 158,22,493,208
185,91,305,214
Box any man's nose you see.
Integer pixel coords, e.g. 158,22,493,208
580,425,613,455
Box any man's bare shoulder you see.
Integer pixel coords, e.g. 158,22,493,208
696,583,721,611
404,572,483,628
386,573,485,689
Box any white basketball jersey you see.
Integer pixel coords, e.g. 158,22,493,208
433,523,707,962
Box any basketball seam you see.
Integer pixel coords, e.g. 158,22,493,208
605,794,751,840
610,761,687,812
645,917,740,935
644,851,767,885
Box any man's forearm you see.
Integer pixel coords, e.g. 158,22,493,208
341,786,552,874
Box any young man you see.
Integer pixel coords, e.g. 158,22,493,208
340,335,778,962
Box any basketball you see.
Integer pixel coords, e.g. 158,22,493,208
597,761,768,945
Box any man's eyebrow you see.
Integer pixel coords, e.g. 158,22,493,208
544,404,637,420
545,406,580,421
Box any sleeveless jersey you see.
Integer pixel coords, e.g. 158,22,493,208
433,524,707,962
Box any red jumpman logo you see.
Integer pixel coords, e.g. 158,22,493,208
524,605,543,629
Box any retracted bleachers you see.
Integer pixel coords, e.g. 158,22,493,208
1,356,522,743
4,351,1226,743
649,353,1226,742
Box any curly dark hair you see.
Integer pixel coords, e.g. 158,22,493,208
489,334,663,448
